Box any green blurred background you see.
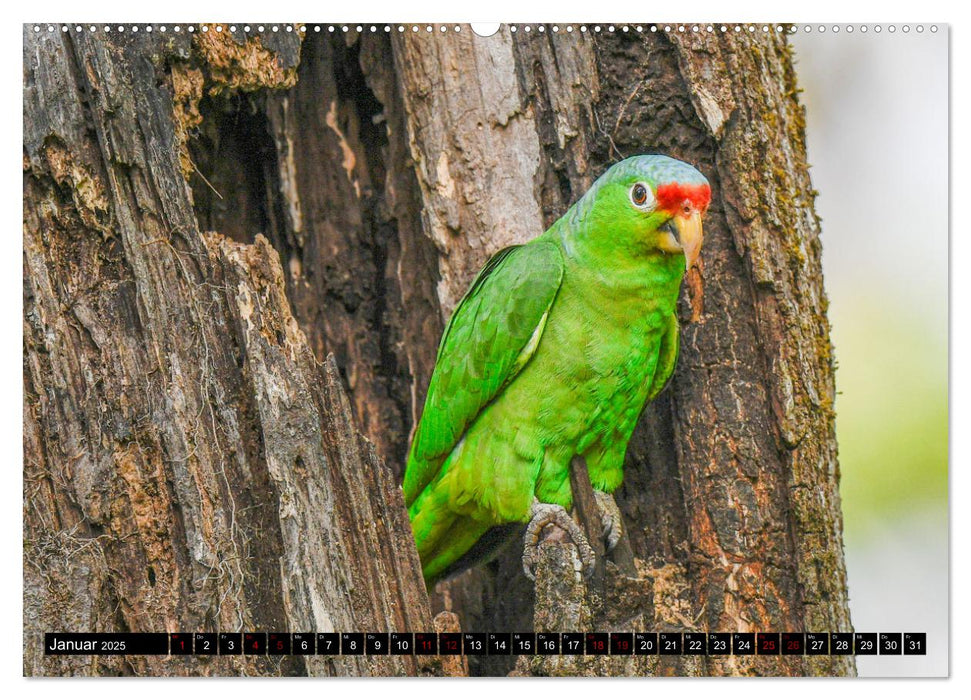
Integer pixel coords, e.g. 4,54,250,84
790,26,948,676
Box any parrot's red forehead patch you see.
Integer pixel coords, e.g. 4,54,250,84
656,182,711,214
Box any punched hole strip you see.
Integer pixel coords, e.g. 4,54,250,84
29,24,941,36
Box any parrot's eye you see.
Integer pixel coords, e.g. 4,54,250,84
629,182,654,209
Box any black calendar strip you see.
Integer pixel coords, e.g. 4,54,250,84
44,631,926,656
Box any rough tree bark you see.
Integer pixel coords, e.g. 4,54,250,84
23,23,853,677
22,26,447,677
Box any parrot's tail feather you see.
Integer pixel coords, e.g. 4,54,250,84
420,516,493,585
429,521,525,585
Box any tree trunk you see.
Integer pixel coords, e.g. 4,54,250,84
23,23,853,677
22,26,441,677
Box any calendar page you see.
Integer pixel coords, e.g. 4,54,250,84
21,17,948,679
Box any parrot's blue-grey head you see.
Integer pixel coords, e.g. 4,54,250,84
569,155,711,269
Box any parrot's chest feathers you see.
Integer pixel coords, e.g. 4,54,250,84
536,271,675,446
577,309,662,433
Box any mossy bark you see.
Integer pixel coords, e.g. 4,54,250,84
23,24,853,677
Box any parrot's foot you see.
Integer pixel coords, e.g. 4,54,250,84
522,501,596,581
594,490,623,552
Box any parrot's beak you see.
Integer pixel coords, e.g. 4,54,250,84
658,210,704,269
674,210,704,269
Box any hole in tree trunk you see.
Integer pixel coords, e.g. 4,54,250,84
189,91,280,244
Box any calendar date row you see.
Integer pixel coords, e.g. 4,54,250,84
45,632,925,656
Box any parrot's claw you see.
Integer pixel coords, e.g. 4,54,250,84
522,501,596,581
594,490,623,552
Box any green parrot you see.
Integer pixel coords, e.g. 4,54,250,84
404,155,710,586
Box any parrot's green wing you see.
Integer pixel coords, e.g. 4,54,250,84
403,241,565,507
